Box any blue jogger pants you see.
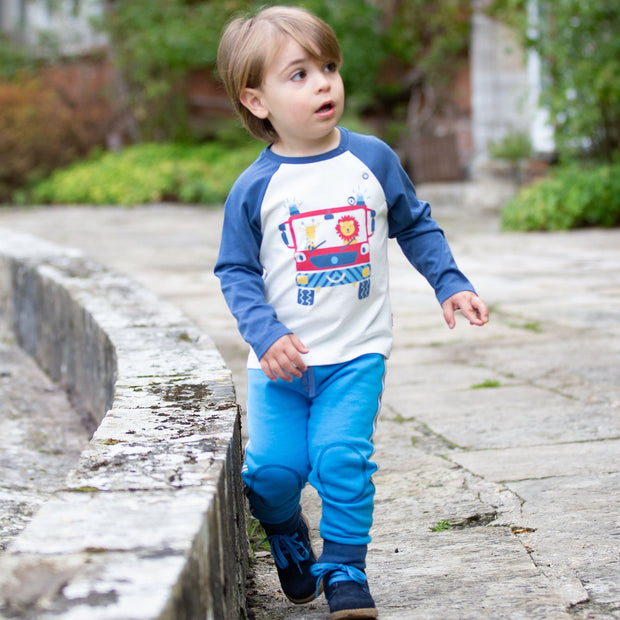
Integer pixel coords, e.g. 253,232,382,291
243,353,385,547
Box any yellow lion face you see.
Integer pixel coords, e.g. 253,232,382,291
336,215,359,242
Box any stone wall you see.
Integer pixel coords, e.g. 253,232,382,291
0,228,248,619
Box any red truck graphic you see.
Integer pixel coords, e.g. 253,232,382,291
278,197,376,306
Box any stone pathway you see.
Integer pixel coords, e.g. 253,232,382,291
0,180,618,619
0,329,90,552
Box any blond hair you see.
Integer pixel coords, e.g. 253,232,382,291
217,5,342,143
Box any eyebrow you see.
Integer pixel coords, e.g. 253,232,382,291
279,57,309,75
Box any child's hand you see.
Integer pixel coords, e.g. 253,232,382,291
260,334,309,382
441,291,489,329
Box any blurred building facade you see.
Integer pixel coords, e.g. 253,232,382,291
470,0,554,179
0,0,105,53
0,0,554,182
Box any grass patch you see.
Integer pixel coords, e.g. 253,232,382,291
393,413,415,423
430,520,453,532
522,321,543,333
248,518,270,557
471,379,501,389
508,320,543,333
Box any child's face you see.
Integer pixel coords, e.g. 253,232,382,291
241,36,344,157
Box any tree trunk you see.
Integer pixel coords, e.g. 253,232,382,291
102,0,141,146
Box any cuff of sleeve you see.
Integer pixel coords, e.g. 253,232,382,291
436,283,476,306
252,323,293,362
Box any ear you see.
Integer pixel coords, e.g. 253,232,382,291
239,87,270,119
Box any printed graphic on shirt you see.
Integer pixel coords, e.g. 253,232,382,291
278,196,376,306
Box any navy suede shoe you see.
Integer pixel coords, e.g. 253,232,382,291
311,563,378,619
262,513,321,604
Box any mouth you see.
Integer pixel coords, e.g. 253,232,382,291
316,101,335,115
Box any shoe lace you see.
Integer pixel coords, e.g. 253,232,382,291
258,532,310,573
310,562,366,597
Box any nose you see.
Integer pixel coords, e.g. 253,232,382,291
314,68,331,92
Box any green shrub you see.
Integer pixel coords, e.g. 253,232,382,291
28,141,263,206
501,162,620,231
488,130,532,163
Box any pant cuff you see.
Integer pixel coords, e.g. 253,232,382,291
319,539,367,570
260,505,302,536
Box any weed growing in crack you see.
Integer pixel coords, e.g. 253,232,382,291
471,379,501,389
508,320,543,333
430,520,453,532
248,518,270,558
394,413,415,423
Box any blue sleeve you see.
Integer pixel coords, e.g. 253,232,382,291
214,166,292,361
351,133,475,304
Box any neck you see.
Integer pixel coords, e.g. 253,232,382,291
271,128,341,158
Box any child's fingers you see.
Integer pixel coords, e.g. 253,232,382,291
441,292,489,328
465,296,489,325
289,335,309,369
261,356,297,382
442,303,457,329
261,354,299,382
260,360,278,382
260,334,308,381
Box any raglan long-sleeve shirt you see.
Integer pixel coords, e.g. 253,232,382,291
214,127,475,369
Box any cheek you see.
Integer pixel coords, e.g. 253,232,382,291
288,97,312,120
334,75,345,95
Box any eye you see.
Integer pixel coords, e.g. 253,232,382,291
324,62,338,73
291,69,307,81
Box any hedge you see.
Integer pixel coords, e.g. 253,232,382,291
27,141,263,206
501,162,620,231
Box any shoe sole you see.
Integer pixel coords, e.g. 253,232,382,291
329,608,378,620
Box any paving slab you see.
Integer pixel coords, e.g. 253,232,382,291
0,330,90,551
0,179,619,619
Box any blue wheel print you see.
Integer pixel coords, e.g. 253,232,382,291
298,288,315,306
358,279,371,299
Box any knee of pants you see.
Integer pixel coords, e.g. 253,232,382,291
311,441,377,505
243,463,307,514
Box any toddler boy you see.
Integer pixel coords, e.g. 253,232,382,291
215,6,488,619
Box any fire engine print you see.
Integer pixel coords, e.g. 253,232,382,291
278,196,376,306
